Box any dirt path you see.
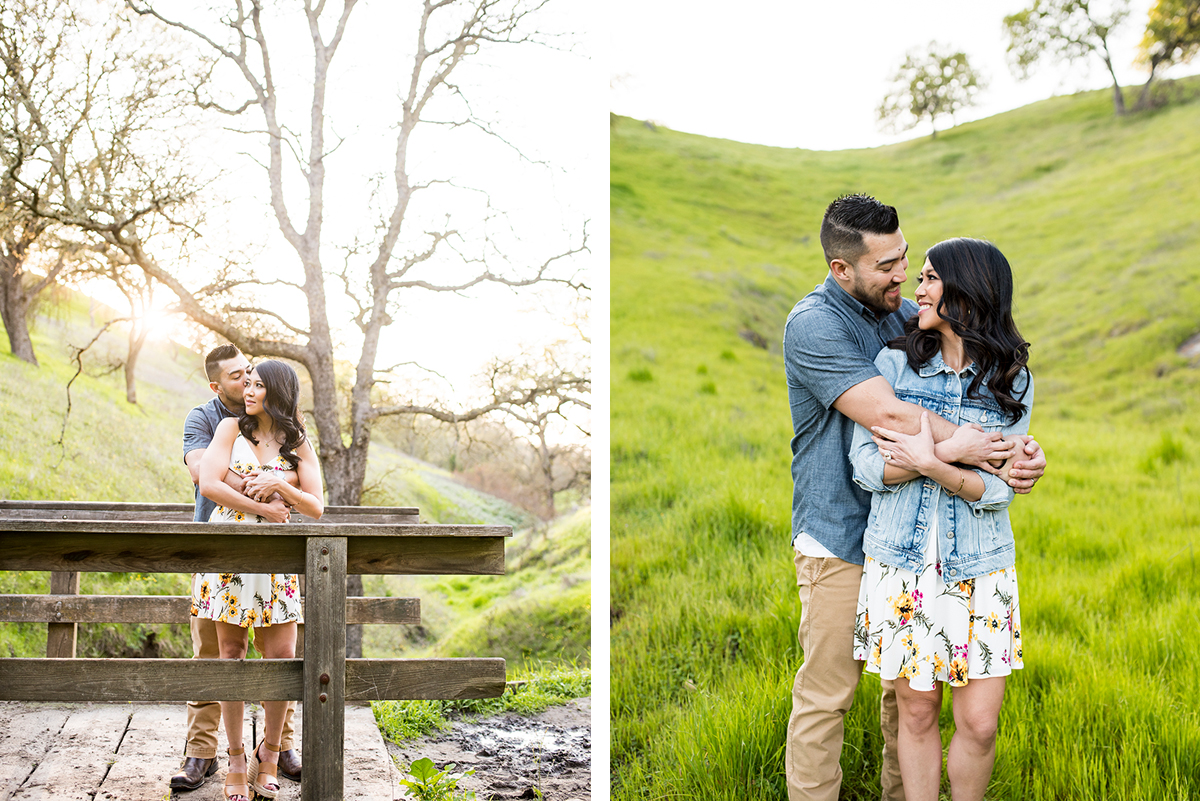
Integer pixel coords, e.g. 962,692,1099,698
385,698,591,800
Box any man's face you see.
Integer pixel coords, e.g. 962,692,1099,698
210,355,251,412
843,229,910,315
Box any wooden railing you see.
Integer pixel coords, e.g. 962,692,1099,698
0,500,512,801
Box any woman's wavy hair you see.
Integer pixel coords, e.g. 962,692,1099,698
239,359,306,470
887,237,1031,424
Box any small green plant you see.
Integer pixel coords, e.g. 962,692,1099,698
400,757,476,801
628,367,654,382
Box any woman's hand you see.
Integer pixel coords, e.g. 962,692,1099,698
243,470,287,503
872,411,940,475
941,424,1016,474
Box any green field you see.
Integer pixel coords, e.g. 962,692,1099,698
611,81,1200,800
0,293,590,671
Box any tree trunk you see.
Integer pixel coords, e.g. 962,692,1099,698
125,323,148,404
0,286,38,365
1101,52,1126,116
1135,58,1161,111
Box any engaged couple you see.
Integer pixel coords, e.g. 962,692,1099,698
174,345,322,800
783,195,1046,801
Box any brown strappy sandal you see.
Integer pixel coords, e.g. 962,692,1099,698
224,746,251,801
247,739,282,799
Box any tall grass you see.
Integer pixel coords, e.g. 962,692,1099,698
611,80,1200,799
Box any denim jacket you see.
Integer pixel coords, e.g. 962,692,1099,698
850,348,1033,582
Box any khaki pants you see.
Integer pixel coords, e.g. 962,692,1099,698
185,616,297,758
785,553,904,801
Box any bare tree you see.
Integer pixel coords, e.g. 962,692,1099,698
877,43,984,139
120,0,590,509
1135,0,1200,108
0,0,76,364
2,0,202,371
1004,0,1131,115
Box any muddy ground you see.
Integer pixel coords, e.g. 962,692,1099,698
384,698,591,800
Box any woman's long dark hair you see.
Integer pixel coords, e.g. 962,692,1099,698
239,359,306,470
888,238,1031,423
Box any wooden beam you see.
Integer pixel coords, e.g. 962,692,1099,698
0,530,507,574
46,571,80,659
0,501,420,522
0,595,421,625
0,657,509,702
345,658,506,701
0,658,304,701
304,536,347,801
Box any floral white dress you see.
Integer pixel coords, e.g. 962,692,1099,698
190,435,303,628
853,491,1022,692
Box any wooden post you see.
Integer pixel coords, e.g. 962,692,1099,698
303,536,346,801
46,571,80,658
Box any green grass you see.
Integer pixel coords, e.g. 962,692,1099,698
611,79,1200,800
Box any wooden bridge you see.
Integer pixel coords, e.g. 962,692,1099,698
0,501,511,800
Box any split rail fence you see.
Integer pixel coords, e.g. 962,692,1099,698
0,500,511,801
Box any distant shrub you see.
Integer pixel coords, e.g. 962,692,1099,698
696,364,708,374
719,350,736,361
628,368,653,382
699,381,717,395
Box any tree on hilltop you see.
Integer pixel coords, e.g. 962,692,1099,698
1134,0,1200,108
1003,0,1131,115
877,43,984,139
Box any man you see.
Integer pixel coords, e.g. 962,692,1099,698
171,344,303,791
782,195,1045,801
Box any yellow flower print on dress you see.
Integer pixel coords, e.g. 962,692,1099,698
948,657,969,685
891,592,916,626
900,630,920,661
985,613,1002,633
898,660,920,679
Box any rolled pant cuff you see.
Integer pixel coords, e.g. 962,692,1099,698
184,745,219,760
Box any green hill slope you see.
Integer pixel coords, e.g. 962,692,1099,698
611,83,1200,800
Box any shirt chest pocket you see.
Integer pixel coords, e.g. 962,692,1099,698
959,403,1004,432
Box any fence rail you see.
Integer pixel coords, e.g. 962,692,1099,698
0,501,511,801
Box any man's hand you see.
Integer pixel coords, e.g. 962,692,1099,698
933,423,1014,474
259,497,291,524
224,469,247,495
1003,435,1045,494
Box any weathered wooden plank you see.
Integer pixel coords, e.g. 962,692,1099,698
0,703,71,798
304,536,347,801
10,706,128,800
45,572,79,659
0,594,421,625
0,519,509,537
0,531,506,574
0,500,419,522
345,658,506,701
0,659,304,702
97,704,188,799
347,535,506,575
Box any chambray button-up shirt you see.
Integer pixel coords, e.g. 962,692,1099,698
850,348,1033,582
783,273,917,565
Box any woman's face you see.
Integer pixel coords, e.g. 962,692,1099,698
914,258,950,333
243,370,268,416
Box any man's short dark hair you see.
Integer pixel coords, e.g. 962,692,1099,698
820,194,900,267
204,344,243,382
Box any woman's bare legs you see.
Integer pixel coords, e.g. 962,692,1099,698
214,621,250,798
252,622,298,792
947,676,1006,801
894,677,944,801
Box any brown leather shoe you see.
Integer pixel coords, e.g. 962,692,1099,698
277,748,302,781
170,756,219,790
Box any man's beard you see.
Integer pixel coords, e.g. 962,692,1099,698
850,276,900,316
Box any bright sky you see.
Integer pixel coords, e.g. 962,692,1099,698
609,0,1195,150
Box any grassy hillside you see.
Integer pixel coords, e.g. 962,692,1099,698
0,291,588,668
611,81,1200,800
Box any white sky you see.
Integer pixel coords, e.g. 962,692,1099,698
609,0,1196,150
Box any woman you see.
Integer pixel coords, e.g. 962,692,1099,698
196,359,324,801
849,238,1032,801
